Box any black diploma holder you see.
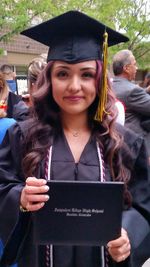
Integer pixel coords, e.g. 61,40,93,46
32,180,124,246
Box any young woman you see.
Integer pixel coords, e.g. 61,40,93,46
0,73,17,267
13,55,47,120
0,68,22,118
0,11,150,267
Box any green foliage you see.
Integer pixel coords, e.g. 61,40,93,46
0,0,150,69
0,48,4,55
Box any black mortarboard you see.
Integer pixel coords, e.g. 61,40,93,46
21,10,129,63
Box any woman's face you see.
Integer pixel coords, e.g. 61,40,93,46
51,60,97,116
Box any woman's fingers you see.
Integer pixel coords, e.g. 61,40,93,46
26,177,47,186
107,229,128,248
113,252,130,262
20,177,49,211
107,228,131,262
26,193,49,203
26,202,46,211
24,184,49,194
108,241,131,262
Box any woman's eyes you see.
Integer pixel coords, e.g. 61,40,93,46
55,71,96,79
82,72,95,78
56,71,68,77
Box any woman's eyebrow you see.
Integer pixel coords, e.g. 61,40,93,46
80,67,96,71
53,65,96,71
54,65,70,69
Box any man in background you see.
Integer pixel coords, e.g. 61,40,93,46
112,49,150,159
112,49,150,267
0,64,17,94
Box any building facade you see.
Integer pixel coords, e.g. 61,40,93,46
0,32,48,73
0,32,48,93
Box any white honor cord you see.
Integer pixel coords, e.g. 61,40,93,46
101,246,105,267
47,146,53,267
48,143,105,267
96,141,104,182
47,146,52,181
96,142,105,267
50,245,53,267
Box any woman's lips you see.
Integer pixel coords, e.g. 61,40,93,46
64,96,84,101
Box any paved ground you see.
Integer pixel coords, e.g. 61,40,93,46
143,259,150,267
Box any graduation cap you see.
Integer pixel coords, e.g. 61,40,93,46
21,10,129,121
21,10,129,63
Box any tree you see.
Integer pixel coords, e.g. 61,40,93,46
0,0,150,69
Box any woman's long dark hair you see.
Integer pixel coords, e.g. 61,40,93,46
22,60,132,207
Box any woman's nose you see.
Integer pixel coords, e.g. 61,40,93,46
67,76,81,92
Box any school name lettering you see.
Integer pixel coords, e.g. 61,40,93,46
54,208,104,217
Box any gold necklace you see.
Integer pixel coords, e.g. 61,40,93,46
64,128,80,137
72,131,79,137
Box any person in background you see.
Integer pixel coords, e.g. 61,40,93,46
112,49,150,161
112,50,150,267
140,72,150,88
0,71,22,118
0,64,17,94
27,54,47,104
0,74,17,267
13,55,47,121
109,73,125,126
0,11,150,267
142,72,150,92
0,100,16,144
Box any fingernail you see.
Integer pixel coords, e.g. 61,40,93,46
44,185,49,191
45,195,49,201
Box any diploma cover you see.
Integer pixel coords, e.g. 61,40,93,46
32,181,124,245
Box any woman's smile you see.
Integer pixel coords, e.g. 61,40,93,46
63,95,84,102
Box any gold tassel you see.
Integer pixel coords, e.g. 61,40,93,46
95,31,108,122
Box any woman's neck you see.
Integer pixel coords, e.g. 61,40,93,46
61,112,90,136
61,112,91,163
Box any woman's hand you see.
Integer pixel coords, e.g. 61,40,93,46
107,228,131,262
20,177,49,211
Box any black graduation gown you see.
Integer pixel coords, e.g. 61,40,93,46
0,121,150,267
7,92,22,118
12,100,30,121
